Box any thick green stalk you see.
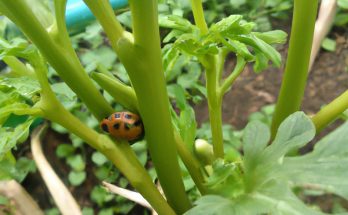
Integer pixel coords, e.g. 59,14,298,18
32,57,175,215
123,1,191,212
271,0,319,137
312,90,348,132
85,0,191,213
0,1,113,120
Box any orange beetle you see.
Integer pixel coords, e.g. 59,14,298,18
100,111,144,142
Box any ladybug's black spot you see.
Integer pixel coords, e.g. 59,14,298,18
124,123,130,130
134,120,142,127
115,113,121,119
101,123,109,133
113,123,120,129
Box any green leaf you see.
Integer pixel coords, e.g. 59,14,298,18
185,195,235,215
236,34,282,67
334,13,348,26
80,46,116,70
167,84,187,110
252,30,288,44
253,52,269,72
338,0,348,9
55,144,75,158
178,107,197,150
261,112,315,164
91,152,108,166
91,186,114,206
321,38,336,52
82,207,94,215
66,155,85,171
0,157,36,182
0,119,34,158
159,15,196,33
210,15,245,35
68,171,86,186
225,39,253,60
283,120,348,199
243,121,270,166
0,76,40,100
51,83,77,110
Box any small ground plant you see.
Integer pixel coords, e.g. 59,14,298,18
1,0,348,214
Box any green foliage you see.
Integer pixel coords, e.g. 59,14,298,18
188,112,348,214
335,0,348,26
0,156,36,182
161,15,286,73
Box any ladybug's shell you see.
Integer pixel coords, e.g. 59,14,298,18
100,112,143,141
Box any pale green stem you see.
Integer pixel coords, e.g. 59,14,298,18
219,57,246,97
190,0,209,34
312,90,348,132
90,72,139,112
3,56,35,78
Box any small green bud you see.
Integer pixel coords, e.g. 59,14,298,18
194,139,214,166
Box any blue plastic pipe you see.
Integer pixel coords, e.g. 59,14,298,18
66,0,128,34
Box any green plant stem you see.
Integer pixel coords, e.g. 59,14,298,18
174,132,207,194
205,56,224,158
90,72,139,112
271,0,318,137
219,57,246,97
190,0,225,159
83,0,129,51
0,0,113,120
2,56,35,78
31,57,175,215
312,90,348,132
85,0,191,213
190,0,208,34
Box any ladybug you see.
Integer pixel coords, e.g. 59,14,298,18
100,111,144,142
